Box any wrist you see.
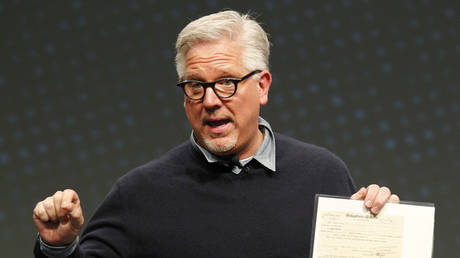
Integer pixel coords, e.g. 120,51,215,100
38,231,79,246
38,234,79,257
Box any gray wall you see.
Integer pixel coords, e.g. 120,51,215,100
0,0,458,256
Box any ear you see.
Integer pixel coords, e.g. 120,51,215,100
257,70,272,106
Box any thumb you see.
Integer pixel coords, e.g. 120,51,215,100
60,189,84,230
61,197,84,231
68,203,84,230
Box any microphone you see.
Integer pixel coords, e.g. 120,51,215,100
230,155,249,174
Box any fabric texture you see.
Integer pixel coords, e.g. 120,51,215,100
34,133,356,257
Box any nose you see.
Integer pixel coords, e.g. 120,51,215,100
202,86,222,110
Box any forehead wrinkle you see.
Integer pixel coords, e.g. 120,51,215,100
185,59,241,80
186,52,238,66
184,66,234,80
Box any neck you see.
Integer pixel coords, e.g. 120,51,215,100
235,128,264,160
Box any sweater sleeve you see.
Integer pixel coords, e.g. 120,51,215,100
69,180,130,257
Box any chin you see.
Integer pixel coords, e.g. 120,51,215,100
201,135,237,154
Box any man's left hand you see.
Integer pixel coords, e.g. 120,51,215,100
350,184,400,214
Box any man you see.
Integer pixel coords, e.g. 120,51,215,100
33,10,399,257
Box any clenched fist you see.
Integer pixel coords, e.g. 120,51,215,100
33,189,84,246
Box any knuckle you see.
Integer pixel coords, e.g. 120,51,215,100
36,208,45,218
54,191,63,198
34,202,41,210
33,208,41,217
43,200,54,210
369,184,379,189
380,186,391,195
64,189,77,199
64,188,75,194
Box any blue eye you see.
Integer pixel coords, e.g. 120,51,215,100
223,79,233,86
191,82,202,88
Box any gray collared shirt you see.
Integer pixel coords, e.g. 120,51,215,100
190,117,276,174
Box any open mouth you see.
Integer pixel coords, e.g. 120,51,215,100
206,119,231,127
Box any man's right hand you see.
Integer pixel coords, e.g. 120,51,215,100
33,189,84,246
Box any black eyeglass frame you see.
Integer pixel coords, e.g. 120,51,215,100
176,70,262,100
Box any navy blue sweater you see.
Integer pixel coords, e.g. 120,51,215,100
35,133,355,257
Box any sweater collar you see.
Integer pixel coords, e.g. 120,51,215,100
190,117,276,174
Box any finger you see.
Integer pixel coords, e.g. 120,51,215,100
61,189,79,211
43,197,58,222
33,202,49,222
69,203,84,230
363,184,380,208
388,194,400,203
62,189,84,229
370,186,391,214
350,187,367,200
53,191,67,222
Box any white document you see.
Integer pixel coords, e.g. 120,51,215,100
310,195,435,258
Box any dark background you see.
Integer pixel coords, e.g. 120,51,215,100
1,0,458,257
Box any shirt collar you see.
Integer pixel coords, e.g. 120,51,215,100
190,117,276,174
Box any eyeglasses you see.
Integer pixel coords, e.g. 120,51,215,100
176,70,262,100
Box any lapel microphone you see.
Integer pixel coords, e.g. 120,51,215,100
230,155,249,174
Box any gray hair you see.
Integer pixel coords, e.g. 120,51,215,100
175,10,270,78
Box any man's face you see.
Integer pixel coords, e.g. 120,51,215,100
183,39,271,159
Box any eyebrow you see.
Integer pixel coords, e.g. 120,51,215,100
183,71,238,81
